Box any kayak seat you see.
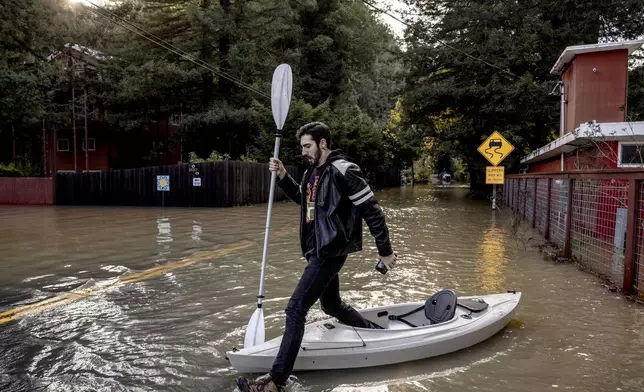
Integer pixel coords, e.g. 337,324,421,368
387,289,458,328
425,289,457,324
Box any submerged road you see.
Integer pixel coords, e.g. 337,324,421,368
1,185,643,391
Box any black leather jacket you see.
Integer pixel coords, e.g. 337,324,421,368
277,150,393,259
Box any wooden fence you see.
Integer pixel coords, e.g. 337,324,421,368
56,161,303,207
55,160,401,207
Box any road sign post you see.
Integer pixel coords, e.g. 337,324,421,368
478,131,514,210
486,166,505,210
157,175,169,209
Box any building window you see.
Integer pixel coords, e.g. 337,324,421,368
57,138,69,151
618,142,644,167
82,138,96,151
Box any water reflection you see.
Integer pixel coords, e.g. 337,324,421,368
191,221,202,243
156,217,173,262
476,224,507,293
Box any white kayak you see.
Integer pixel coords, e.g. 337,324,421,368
227,290,521,373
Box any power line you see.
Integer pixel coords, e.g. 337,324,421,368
83,0,271,100
362,0,540,87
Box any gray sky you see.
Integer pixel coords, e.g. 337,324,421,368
375,0,408,39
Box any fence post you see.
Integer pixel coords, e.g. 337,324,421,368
623,179,639,293
515,178,520,214
544,178,552,240
532,178,537,228
523,179,527,220
564,178,574,257
511,179,515,213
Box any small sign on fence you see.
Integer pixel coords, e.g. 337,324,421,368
157,175,170,191
193,177,201,187
486,166,504,184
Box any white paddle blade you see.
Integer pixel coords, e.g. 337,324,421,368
271,64,293,130
243,307,265,348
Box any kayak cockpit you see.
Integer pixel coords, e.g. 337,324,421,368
338,289,490,330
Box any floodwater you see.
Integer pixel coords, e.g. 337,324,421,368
1,184,643,392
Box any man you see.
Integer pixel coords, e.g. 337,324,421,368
236,122,397,392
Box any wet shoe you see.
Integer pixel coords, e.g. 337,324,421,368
236,374,285,392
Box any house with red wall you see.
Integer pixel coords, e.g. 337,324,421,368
521,39,644,173
46,43,183,175
52,117,183,174
512,40,644,292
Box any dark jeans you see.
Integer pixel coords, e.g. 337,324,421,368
269,254,371,385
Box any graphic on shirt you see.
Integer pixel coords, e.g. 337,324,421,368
306,171,319,223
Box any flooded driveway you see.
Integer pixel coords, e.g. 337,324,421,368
1,185,643,391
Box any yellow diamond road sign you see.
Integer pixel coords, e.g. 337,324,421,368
477,131,514,166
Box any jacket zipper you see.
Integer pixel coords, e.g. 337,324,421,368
300,169,308,255
314,166,328,258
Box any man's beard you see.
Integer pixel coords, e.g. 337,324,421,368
308,149,322,167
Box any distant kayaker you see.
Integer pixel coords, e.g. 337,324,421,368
236,121,397,392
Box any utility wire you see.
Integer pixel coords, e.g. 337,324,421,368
362,0,542,88
83,0,271,100
84,0,543,98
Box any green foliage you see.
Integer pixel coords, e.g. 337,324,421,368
187,150,256,162
413,167,432,184
0,0,107,172
0,161,37,177
188,151,230,163
452,159,468,183
628,65,644,121
1,0,407,179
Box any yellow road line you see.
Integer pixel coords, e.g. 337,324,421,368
0,295,69,320
0,240,254,325
119,240,253,283
0,297,78,324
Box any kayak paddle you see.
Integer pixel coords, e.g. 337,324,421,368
243,63,293,349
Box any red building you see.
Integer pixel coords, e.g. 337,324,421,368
53,118,182,173
46,43,183,175
521,39,644,172
510,40,644,294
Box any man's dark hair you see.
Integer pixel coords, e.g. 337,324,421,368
296,122,331,148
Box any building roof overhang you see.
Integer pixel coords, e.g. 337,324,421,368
550,39,644,74
521,121,644,164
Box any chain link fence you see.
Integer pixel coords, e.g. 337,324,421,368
502,172,644,298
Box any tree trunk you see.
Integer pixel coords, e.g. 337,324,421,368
84,88,88,172
467,167,487,197
218,0,232,97
12,124,16,161
42,118,47,176
72,85,77,173
156,104,161,167
410,160,414,186
200,0,214,109
466,149,489,200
